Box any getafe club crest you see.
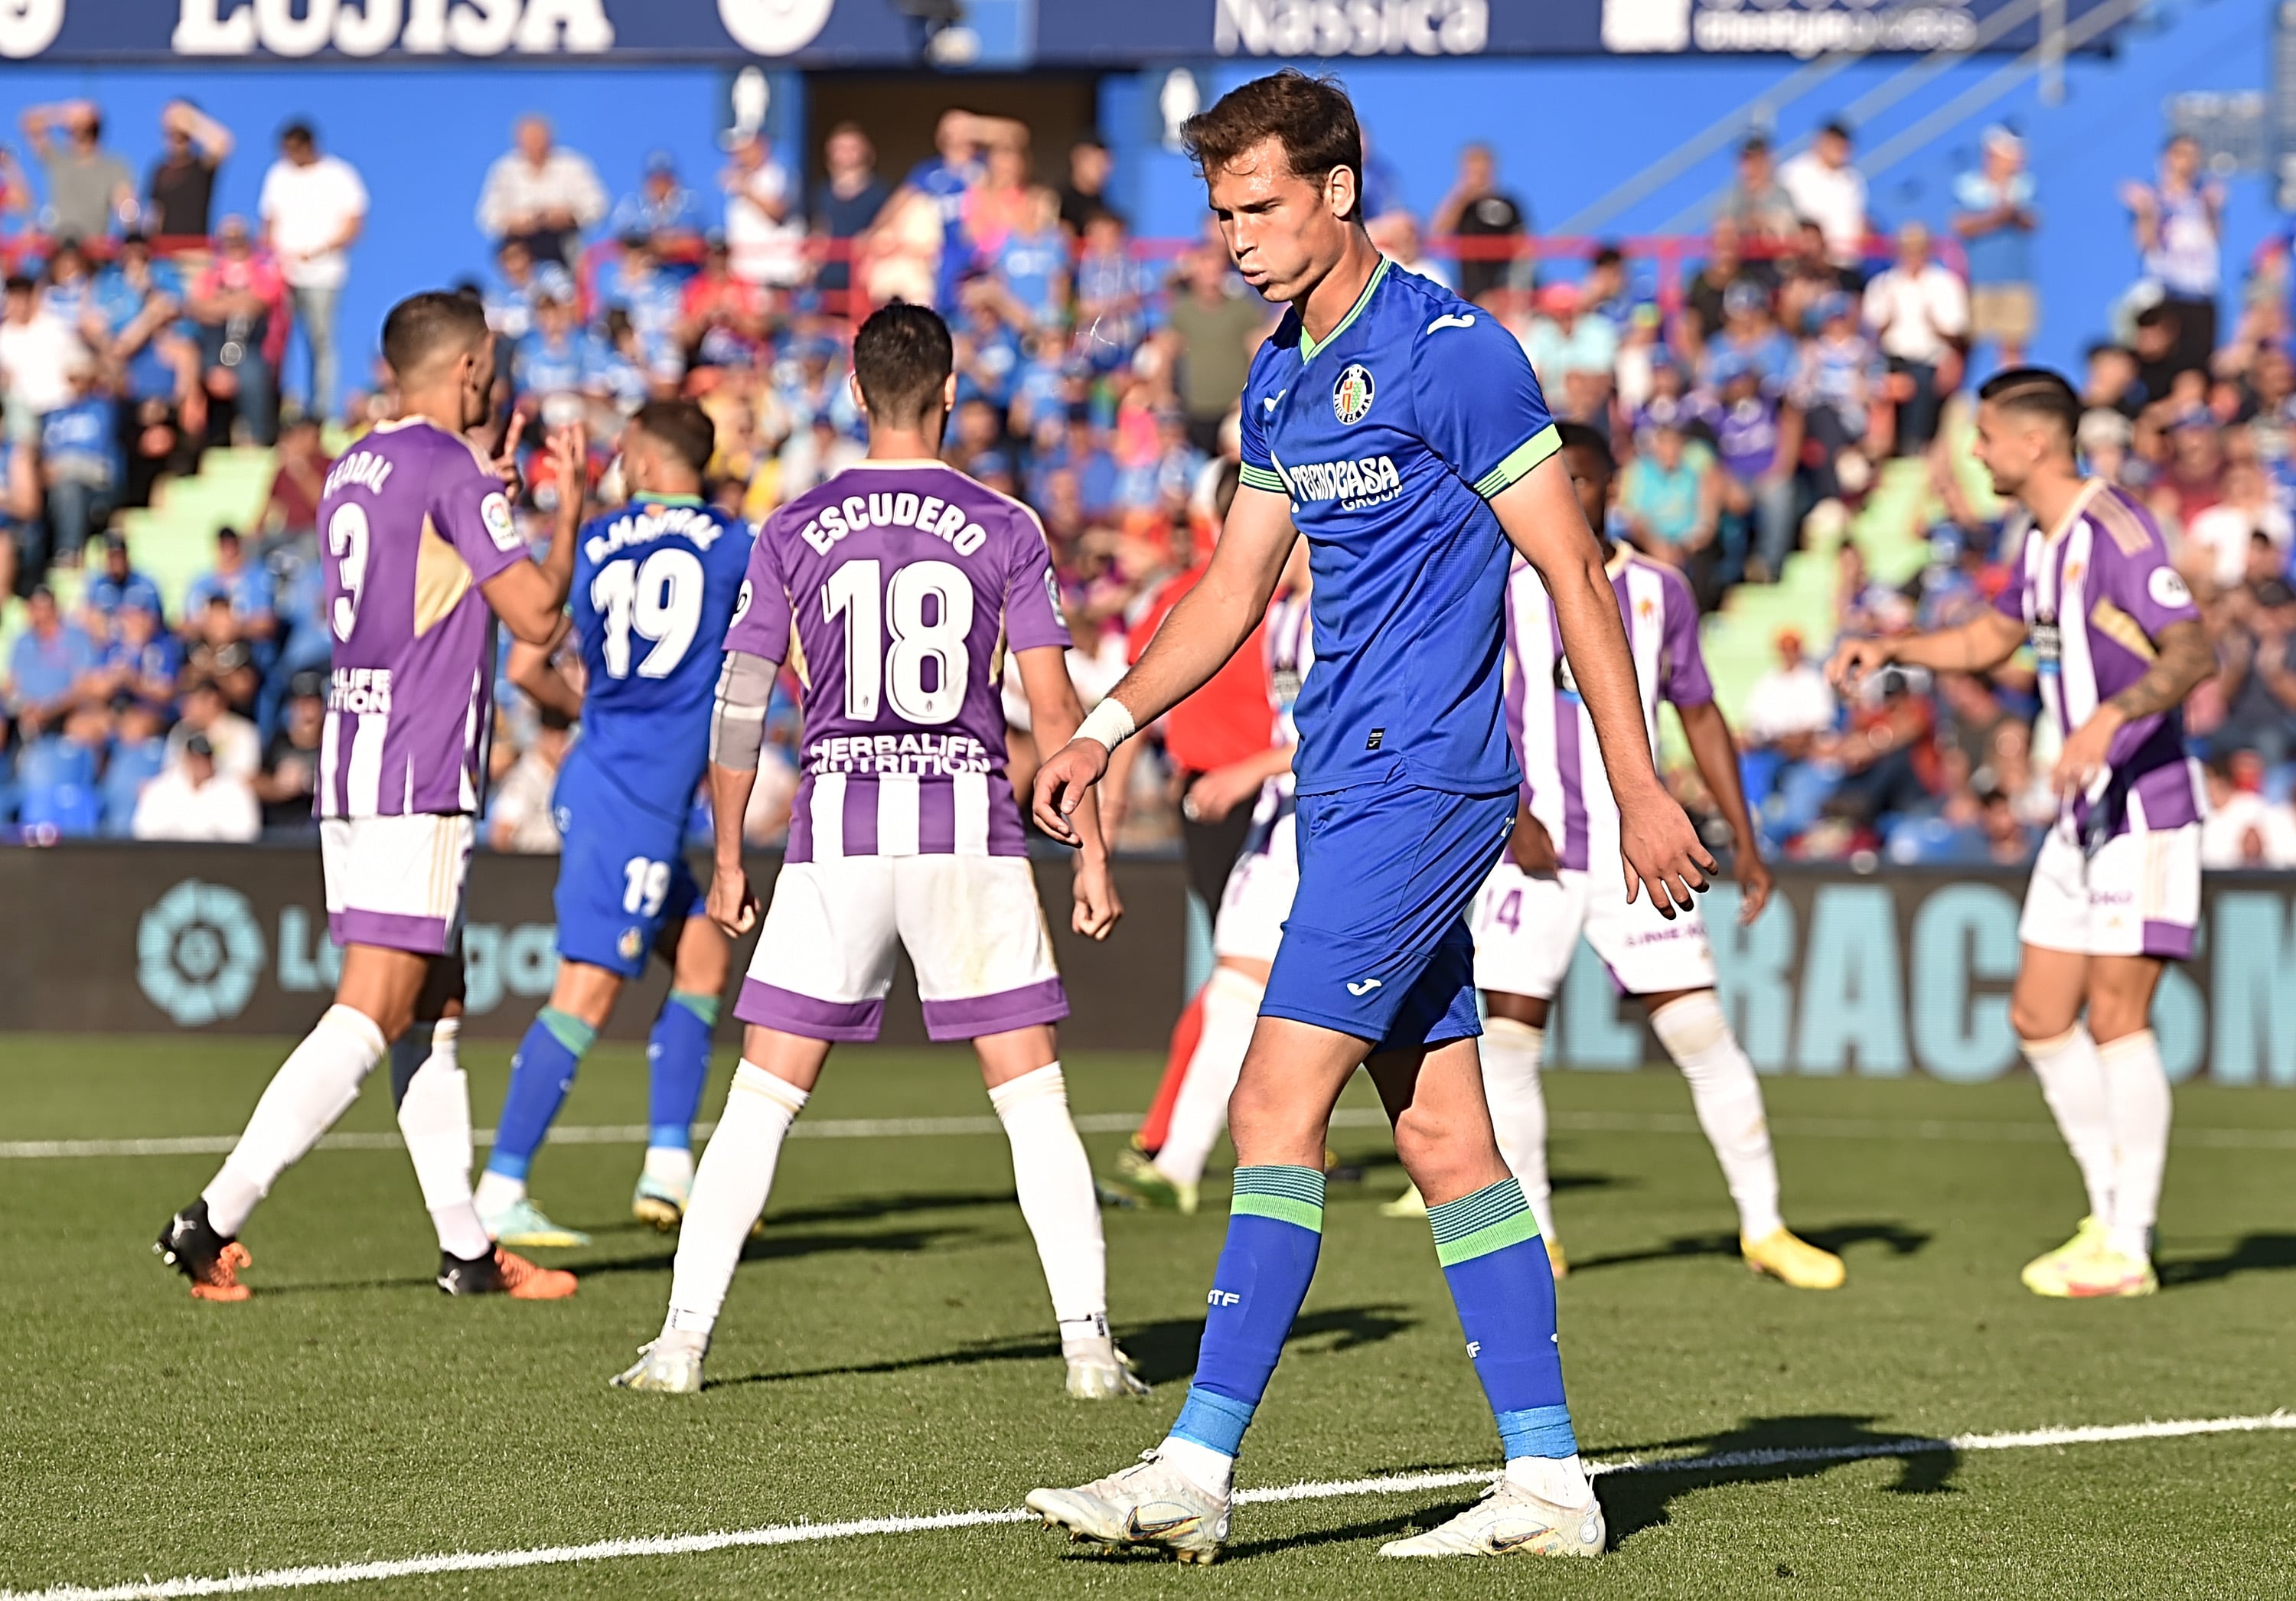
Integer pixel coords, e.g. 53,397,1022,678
1332,364,1375,425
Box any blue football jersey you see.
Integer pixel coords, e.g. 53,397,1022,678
567,496,753,819
1238,258,1559,797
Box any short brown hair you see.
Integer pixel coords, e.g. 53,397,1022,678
380,290,488,380
631,399,716,477
853,302,953,427
1181,70,1363,221
1978,366,2081,447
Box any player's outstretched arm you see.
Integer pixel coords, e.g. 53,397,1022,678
1489,455,1716,915
1676,698,1773,924
507,630,582,723
1032,484,1297,840
478,422,585,647
1825,609,2026,690
1015,645,1122,941
700,648,781,937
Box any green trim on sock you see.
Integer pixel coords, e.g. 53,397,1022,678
667,989,720,1029
1231,1164,1326,1233
1231,1193,1325,1231
1429,1179,1541,1266
1434,1209,1542,1267
538,1006,598,1057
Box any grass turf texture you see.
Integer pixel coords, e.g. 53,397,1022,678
2,1036,2294,1599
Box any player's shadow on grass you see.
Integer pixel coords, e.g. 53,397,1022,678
2158,1233,2296,1288
1567,1221,1928,1275
713,1303,1416,1390
574,1223,985,1280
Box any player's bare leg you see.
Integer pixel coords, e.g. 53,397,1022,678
1106,956,1272,1215
2014,946,2167,1297
976,1023,1145,1398
631,915,731,1229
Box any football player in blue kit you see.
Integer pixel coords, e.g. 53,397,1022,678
472,400,754,1247
1024,72,1716,1564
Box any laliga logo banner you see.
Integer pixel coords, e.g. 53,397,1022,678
138,879,267,1028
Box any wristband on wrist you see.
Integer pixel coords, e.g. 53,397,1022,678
1075,697,1137,752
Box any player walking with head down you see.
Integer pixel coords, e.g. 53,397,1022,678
1026,73,1715,1564
610,302,1139,1400
1831,368,2213,1299
471,400,751,1249
156,291,580,1302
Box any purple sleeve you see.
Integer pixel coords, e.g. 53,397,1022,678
1001,507,1072,653
723,516,794,662
1657,571,1714,708
2099,527,2200,637
434,444,527,587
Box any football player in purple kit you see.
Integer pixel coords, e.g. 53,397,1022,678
156,291,579,1303
609,302,1139,1400
1832,368,2216,1299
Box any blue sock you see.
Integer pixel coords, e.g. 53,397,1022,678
646,988,718,1150
1430,1179,1578,1460
486,1008,596,1182
1169,1165,1325,1458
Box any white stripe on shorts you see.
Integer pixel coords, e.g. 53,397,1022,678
811,772,848,861
954,771,990,855
346,712,387,817
318,707,342,819
879,773,921,857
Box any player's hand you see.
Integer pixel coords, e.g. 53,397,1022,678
491,409,529,494
543,421,586,520
706,862,759,937
1183,761,1261,824
1032,738,1109,846
2053,704,2125,798
1734,846,1774,925
1826,634,1895,693
1508,811,1559,876
1616,782,1717,921
1071,853,1122,941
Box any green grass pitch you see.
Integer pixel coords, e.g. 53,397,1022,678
2,1035,2294,1598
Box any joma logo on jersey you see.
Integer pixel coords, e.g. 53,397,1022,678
1281,455,1401,507
1332,363,1376,424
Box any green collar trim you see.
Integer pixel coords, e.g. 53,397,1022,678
1298,254,1390,364
634,493,705,507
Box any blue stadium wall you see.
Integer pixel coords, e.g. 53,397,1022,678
2,2,2275,390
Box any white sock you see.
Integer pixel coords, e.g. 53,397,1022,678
471,1169,526,1218
663,1061,807,1342
989,1061,1108,1328
1058,1310,1113,1362
203,1004,386,1237
1506,1453,1593,1507
1478,1016,1555,1241
1652,991,1783,1241
1158,1435,1234,1499
2023,1025,2115,1224
643,1145,696,1195
2097,1029,2171,1260
1155,967,1263,1186
390,1018,491,1260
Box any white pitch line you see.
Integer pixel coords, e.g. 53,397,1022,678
8,1105,2296,1161
7,1410,2290,1600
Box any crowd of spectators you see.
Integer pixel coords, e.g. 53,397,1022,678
0,98,2291,872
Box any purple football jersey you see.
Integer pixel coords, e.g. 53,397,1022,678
1992,479,2205,838
315,418,524,819
1506,548,1711,872
724,460,1071,862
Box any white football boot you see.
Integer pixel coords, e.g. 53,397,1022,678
609,1337,706,1394
1026,1449,1230,1564
1379,1478,1606,1558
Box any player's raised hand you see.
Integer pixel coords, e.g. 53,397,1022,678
1825,634,1894,693
491,408,530,492
1071,855,1122,941
1032,738,1110,846
706,862,759,938
1617,786,1717,921
543,421,587,524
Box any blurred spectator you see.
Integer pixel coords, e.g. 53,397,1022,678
20,696,109,834
259,122,367,425
38,354,119,566
167,675,259,779
84,531,163,624
5,587,95,736
145,99,233,240
133,732,259,842
600,233,685,393
680,234,769,370
1074,212,1150,372
86,233,192,423
1057,134,1119,234
479,236,573,352
1431,144,1528,306
721,129,804,292
1779,120,1868,275
256,415,330,540
1744,630,1836,748
184,527,277,647
0,420,38,600
1720,133,1802,250
1681,220,1763,354
514,289,612,429
2122,132,2223,380
2200,753,2296,868
2082,339,2144,419
964,139,1036,261
1,272,85,447
1708,352,1800,582
0,145,31,230
41,236,96,331
1793,290,1885,504
608,150,703,256
253,669,326,833
1165,247,1264,455
101,699,168,836
488,708,571,852
2184,458,2285,589
184,216,286,445
1619,416,1719,600
2207,579,2296,765
1369,212,1449,290
1952,126,2039,367
476,116,605,267
1521,283,1618,419
19,101,135,240
811,124,890,299
93,592,181,709
1862,222,1967,455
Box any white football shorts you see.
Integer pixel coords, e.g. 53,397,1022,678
2018,820,2200,960
320,813,475,957
735,854,1067,1042
1212,808,1299,965
1472,860,1717,1000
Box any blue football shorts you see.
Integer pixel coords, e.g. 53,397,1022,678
550,753,702,979
1260,782,1516,1052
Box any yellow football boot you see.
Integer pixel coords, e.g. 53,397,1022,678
1742,1227,1846,1290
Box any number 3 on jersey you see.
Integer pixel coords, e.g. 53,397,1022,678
593,548,705,679
822,558,974,725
